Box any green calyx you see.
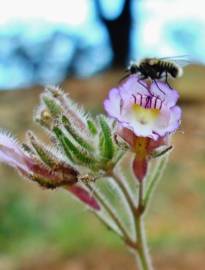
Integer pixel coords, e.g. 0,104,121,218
98,115,115,161
53,127,99,170
62,115,94,152
43,96,62,118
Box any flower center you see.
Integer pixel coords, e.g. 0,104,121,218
129,94,162,125
134,137,149,158
131,103,160,125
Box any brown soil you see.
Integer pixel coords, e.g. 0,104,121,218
15,250,205,270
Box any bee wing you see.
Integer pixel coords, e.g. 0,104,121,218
173,59,191,67
159,55,191,67
160,55,189,60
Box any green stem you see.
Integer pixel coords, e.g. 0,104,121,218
110,172,153,269
109,172,152,269
135,182,153,270
135,215,153,270
110,171,137,214
85,183,136,248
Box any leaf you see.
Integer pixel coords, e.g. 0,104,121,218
98,115,114,161
87,119,98,135
144,156,168,207
62,115,94,152
53,127,98,170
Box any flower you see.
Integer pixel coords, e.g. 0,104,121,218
104,76,181,140
104,76,181,181
118,128,168,181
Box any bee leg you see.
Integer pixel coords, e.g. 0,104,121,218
165,72,173,89
153,79,165,95
166,80,173,90
137,77,154,95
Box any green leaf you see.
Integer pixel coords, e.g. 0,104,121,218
144,156,168,208
98,115,114,161
53,127,98,169
62,115,94,152
87,119,98,135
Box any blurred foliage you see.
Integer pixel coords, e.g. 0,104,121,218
0,167,122,260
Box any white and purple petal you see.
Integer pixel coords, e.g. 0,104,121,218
104,76,182,140
150,81,179,108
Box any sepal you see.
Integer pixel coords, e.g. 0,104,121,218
97,115,115,162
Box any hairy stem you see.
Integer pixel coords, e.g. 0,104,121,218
135,182,153,270
86,183,136,248
108,171,152,269
110,171,137,215
109,171,152,269
135,215,153,270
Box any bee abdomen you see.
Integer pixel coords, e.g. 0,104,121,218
162,62,180,78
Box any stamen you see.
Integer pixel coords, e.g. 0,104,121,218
137,93,143,106
159,99,164,110
120,98,123,114
152,131,160,137
132,94,137,104
145,96,151,108
154,97,159,109
153,96,163,109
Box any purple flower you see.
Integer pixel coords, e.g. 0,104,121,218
104,76,181,182
104,76,181,140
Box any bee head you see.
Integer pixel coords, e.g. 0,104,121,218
129,64,139,74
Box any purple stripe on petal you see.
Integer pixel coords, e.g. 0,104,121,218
150,82,179,108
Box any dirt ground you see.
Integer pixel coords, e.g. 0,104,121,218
11,250,204,270
0,66,205,269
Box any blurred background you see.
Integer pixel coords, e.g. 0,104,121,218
0,0,205,269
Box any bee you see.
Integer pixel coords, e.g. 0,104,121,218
123,56,189,94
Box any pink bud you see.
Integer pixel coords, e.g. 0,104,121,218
67,185,100,211
0,131,78,186
132,156,148,182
